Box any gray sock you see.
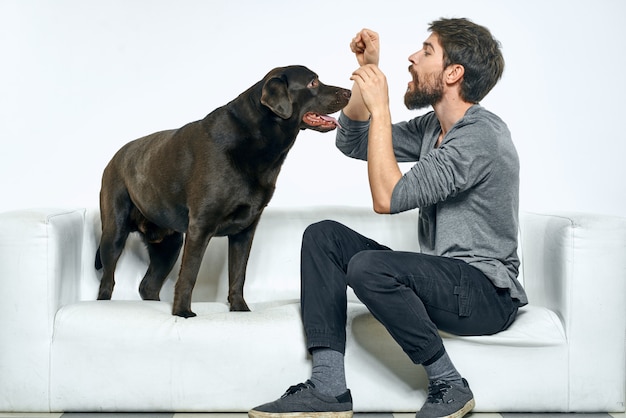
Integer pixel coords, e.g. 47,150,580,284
309,348,347,397
423,350,463,386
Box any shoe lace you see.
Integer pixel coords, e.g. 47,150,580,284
426,380,452,404
281,380,315,398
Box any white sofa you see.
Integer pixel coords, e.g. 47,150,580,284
0,206,624,413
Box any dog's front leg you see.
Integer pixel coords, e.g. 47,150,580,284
172,225,213,318
227,219,260,312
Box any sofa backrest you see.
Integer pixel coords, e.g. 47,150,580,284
80,206,421,305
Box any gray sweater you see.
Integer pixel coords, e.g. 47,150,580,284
336,105,527,305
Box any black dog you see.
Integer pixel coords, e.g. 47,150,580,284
95,65,350,317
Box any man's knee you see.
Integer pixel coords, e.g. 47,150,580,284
346,251,389,294
302,220,347,250
301,221,345,265
304,219,340,239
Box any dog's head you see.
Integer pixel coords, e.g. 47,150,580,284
260,66,351,132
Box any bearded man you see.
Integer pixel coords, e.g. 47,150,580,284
249,18,526,418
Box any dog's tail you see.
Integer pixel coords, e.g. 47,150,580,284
95,247,103,270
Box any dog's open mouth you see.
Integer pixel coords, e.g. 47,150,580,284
302,112,342,131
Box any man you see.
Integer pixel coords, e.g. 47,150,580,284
249,18,526,418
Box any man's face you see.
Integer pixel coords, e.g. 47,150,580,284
404,33,445,110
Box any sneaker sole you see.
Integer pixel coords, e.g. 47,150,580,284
443,397,475,418
248,410,353,418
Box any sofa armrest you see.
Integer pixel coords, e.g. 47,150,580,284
0,208,85,411
520,210,626,411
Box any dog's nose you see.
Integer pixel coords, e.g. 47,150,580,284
340,89,351,100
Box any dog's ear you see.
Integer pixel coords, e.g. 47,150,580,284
261,77,293,119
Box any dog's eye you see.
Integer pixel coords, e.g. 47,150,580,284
307,79,319,89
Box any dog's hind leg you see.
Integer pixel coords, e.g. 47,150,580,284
97,209,131,300
97,171,133,300
139,231,184,301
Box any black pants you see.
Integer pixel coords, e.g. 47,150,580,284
300,220,518,365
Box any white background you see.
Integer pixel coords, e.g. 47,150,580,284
2,0,625,217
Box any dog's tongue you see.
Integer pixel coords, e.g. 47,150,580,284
320,115,342,129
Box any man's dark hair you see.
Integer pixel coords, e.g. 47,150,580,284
429,18,504,103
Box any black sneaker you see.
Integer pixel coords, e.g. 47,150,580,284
248,380,353,418
415,378,475,418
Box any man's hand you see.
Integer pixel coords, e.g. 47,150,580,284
350,28,380,66
344,29,382,121
350,64,389,118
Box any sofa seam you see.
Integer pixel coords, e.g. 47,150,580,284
45,208,87,412
565,215,575,412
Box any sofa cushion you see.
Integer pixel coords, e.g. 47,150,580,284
49,300,567,412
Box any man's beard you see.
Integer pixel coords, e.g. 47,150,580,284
404,68,444,110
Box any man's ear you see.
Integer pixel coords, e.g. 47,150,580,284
445,64,465,85
261,77,293,119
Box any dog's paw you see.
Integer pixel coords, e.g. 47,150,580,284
172,307,197,318
97,288,113,300
229,299,251,312
228,292,251,311
97,278,115,300
139,286,161,301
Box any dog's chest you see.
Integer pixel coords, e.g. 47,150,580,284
190,150,283,237
214,201,265,237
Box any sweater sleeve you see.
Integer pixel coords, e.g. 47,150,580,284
335,111,427,162
335,112,370,160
